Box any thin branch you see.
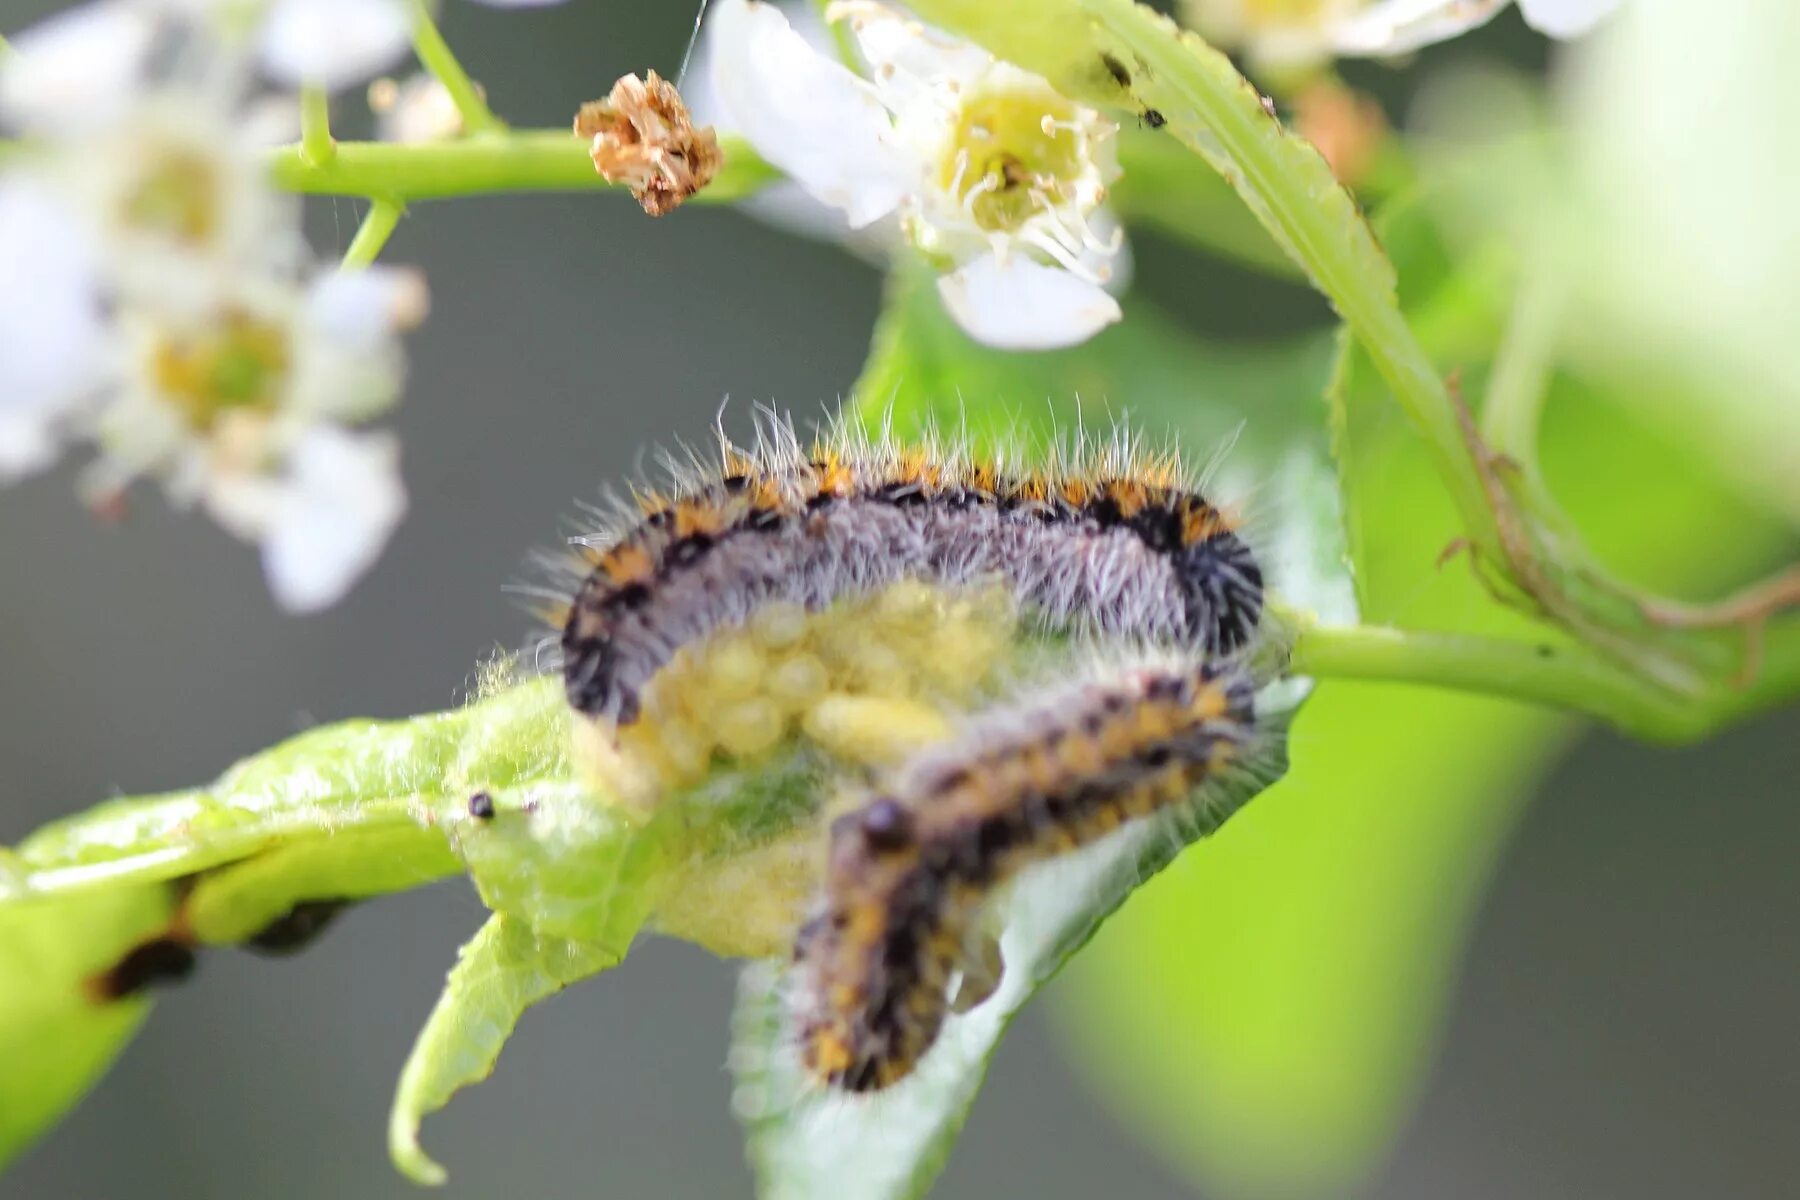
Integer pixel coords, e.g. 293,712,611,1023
342,198,406,269
1479,267,1559,482
1285,616,1800,744
299,86,336,167
267,131,777,203
410,0,504,136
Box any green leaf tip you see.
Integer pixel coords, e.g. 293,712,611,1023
388,913,631,1185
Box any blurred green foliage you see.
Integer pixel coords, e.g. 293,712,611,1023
1050,203,1794,1195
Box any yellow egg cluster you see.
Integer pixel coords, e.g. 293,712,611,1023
571,580,1018,818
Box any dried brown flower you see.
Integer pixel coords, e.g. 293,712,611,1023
574,71,722,217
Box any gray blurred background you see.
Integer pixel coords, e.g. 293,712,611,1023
3,2,1796,1197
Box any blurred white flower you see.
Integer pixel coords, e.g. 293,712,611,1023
0,177,108,479
0,2,427,608
258,425,407,612
76,90,303,315
257,0,573,91
87,266,420,503
1186,0,1622,65
368,73,466,143
257,0,413,92
81,265,421,607
0,0,157,134
709,0,1124,350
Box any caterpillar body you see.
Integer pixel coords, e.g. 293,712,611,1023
792,656,1258,1091
544,417,1268,1093
557,422,1263,726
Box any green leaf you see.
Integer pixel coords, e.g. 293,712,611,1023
5,677,567,900
389,913,631,1186
730,262,1344,1199
0,885,170,1167
1112,128,1297,278
394,740,836,1181
857,263,1335,452
0,675,577,1165
1052,233,1797,1196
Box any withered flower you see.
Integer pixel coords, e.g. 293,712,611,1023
574,70,722,217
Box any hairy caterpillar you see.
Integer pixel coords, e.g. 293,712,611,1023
556,419,1263,728
792,655,1258,1091
539,416,1268,1087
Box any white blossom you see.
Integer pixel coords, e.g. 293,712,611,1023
77,264,420,606
0,177,108,479
1186,0,1623,65
0,3,425,609
709,0,1125,350
86,266,417,500
368,73,466,143
257,0,413,92
0,0,157,134
258,425,407,612
76,91,303,315
257,0,574,91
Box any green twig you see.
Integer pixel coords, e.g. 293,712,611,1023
1480,268,1560,490
299,87,336,167
1285,617,1800,744
410,0,503,136
266,131,777,203
342,198,406,268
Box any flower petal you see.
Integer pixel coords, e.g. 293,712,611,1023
261,426,407,612
709,0,908,228
1331,0,1508,58
828,1,992,110
0,177,107,478
308,266,430,348
1518,0,1622,38
935,253,1121,350
258,0,413,92
0,0,156,133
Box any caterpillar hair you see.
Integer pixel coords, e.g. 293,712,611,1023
791,653,1257,1092
556,415,1263,725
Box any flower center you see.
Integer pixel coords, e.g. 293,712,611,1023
123,148,222,247
152,311,291,430
940,84,1086,235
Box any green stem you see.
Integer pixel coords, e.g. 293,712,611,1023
410,0,504,136
1480,268,1560,486
342,198,406,268
266,131,777,203
1286,618,1800,744
299,87,335,167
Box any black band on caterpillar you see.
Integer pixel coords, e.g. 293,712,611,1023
559,432,1261,723
792,656,1257,1091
